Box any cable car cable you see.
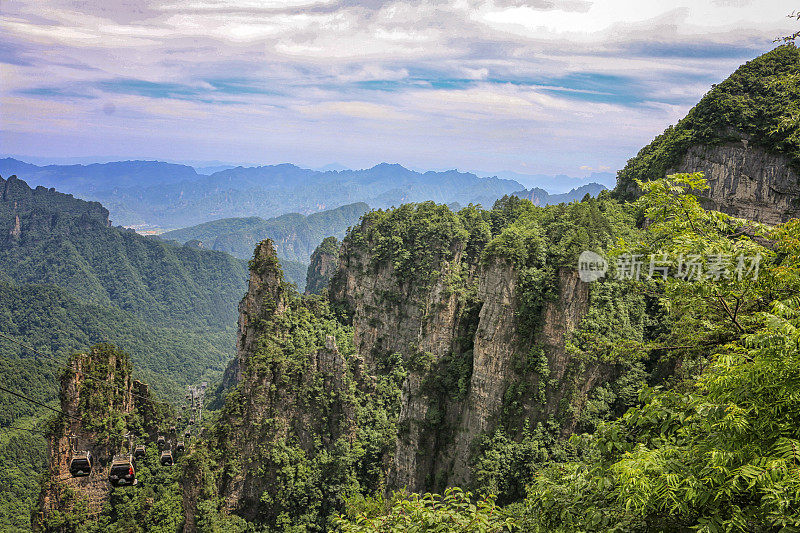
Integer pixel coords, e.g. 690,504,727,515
0,425,49,436
0,383,82,422
0,331,171,408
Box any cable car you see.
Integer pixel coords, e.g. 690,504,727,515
177,415,182,422
160,450,174,466
69,451,93,477
109,455,136,486
170,426,176,433
175,441,185,452
157,435,166,449
133,444,146,459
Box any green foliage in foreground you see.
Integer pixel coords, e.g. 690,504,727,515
336,488,515,532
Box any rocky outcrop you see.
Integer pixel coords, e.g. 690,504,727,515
235,239,288,382
36,344,157,528
330,223,478,490
214,240,360,522
448,258,519,484
673,142,800,225
9,214,20,240
331,227,595,491
305,236,340,295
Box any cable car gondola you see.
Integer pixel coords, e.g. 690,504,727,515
109,455,136,486
133,444,146,459
69,451,93,477
157,435,166,449
160,450,174,466
175,441,185,453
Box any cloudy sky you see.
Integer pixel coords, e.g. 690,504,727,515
0,0,796,181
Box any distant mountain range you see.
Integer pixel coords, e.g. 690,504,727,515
476,170,615,193
511,182,608,205
0,158,554,230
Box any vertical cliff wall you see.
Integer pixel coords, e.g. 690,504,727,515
330,217,476,490
328,203,610,491
207,239,394,529
211,198,647,525
36,344,159,527
673,143,800,225
613,45,800,224
305,236,340,295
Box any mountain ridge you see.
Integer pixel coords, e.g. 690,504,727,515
613,44,800,224
0,158,526,229
160,202,369,263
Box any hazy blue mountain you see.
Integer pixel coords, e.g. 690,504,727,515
0,159,523,229
478,170,616,193
314,163,351,171
0,157,200,192
511,182,608,205
161,202,369,263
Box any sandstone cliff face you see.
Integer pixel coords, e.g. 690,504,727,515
37,345,151,526
673,142,800,225
330,229,477,490
447,258,518,484
219,204,639,519
305,236,340,295
330,232,596,491
215,239,359,522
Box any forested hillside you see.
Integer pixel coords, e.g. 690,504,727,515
161,202,368,263
0,175,248,329
0,174,247,530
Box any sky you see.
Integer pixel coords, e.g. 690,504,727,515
0,0,797,181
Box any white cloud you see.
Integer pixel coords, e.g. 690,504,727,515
0,0,796,175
